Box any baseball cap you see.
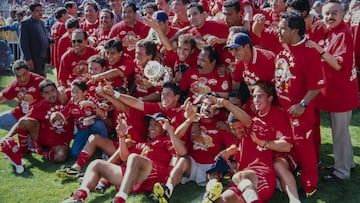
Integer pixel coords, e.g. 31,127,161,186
145,112,169,122
206,156,231,174
153,10,168,23
224,33,251,49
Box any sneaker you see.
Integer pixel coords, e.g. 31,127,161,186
61,190,87,203
152,183,170,203
0,137,24,174
56,167,80,179
299,188,317,200
202,180,223,203
111,196,125,203
94,181,110,194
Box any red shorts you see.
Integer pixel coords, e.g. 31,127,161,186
37,125,72,148
131,161,173,193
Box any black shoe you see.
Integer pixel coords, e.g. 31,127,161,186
322,173,344,182
322,165,355,172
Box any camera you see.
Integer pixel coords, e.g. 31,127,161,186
175,64,189,73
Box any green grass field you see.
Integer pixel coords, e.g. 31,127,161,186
0,69,359,203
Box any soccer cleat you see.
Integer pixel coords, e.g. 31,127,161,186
61,189,87,203
202,180,223,203
152,183,170,203
56,167,80,179
0,137,24,174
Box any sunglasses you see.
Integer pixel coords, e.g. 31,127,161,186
71,39,83,44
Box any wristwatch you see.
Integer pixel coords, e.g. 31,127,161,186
300,100,307,108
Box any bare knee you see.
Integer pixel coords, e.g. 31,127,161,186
232,170,258,187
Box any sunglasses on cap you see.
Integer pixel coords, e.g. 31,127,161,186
71,39,83,44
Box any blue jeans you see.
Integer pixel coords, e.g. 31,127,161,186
70,119,108,157
0,111,17,131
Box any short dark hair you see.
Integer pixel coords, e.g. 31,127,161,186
201,46,220,65
29,2,42,11
223,0,241,12
54,7,68,19
187,2,205,13
72,29,88,40
104,38,123,52
12,59,29,72
72,80,88,92
87,55,106,67
142,2,158,13
163,82,182,97
64,1,76,9
65,17,80,29
136,39,157,59
229,82,251,105
122,1,137,12
39,79,56,93
101,8,115,19
280,10,305,37
286,0,310,14
84,1,99,12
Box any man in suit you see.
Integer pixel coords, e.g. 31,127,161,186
19,2,50,77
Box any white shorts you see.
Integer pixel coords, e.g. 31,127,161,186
181,156,212,186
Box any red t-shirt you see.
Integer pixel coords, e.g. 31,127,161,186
179,66,231,100
232,47,275,85
28,99,75,145
109,21,150,58
58,46,98,87
188,20,230,61
189,119,236,164
50,21,67,68
1,72,45,119
315,22,359,112
60,95,101,130
57,33,72,76
80,20,100,36
254,105,293,158
112,108,147,143
92,27,111,48
132,135,176,167
106,54,136,90
275,38,325,128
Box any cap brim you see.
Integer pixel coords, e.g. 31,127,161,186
224,44,240,50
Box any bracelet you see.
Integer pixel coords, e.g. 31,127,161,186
320,50,325,56
113,91,121,99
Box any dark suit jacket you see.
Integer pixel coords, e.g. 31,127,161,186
19,16,49,63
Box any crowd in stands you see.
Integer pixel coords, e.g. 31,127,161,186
0,0,359,203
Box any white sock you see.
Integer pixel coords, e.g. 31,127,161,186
166,183,174,195
115,191,128,200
